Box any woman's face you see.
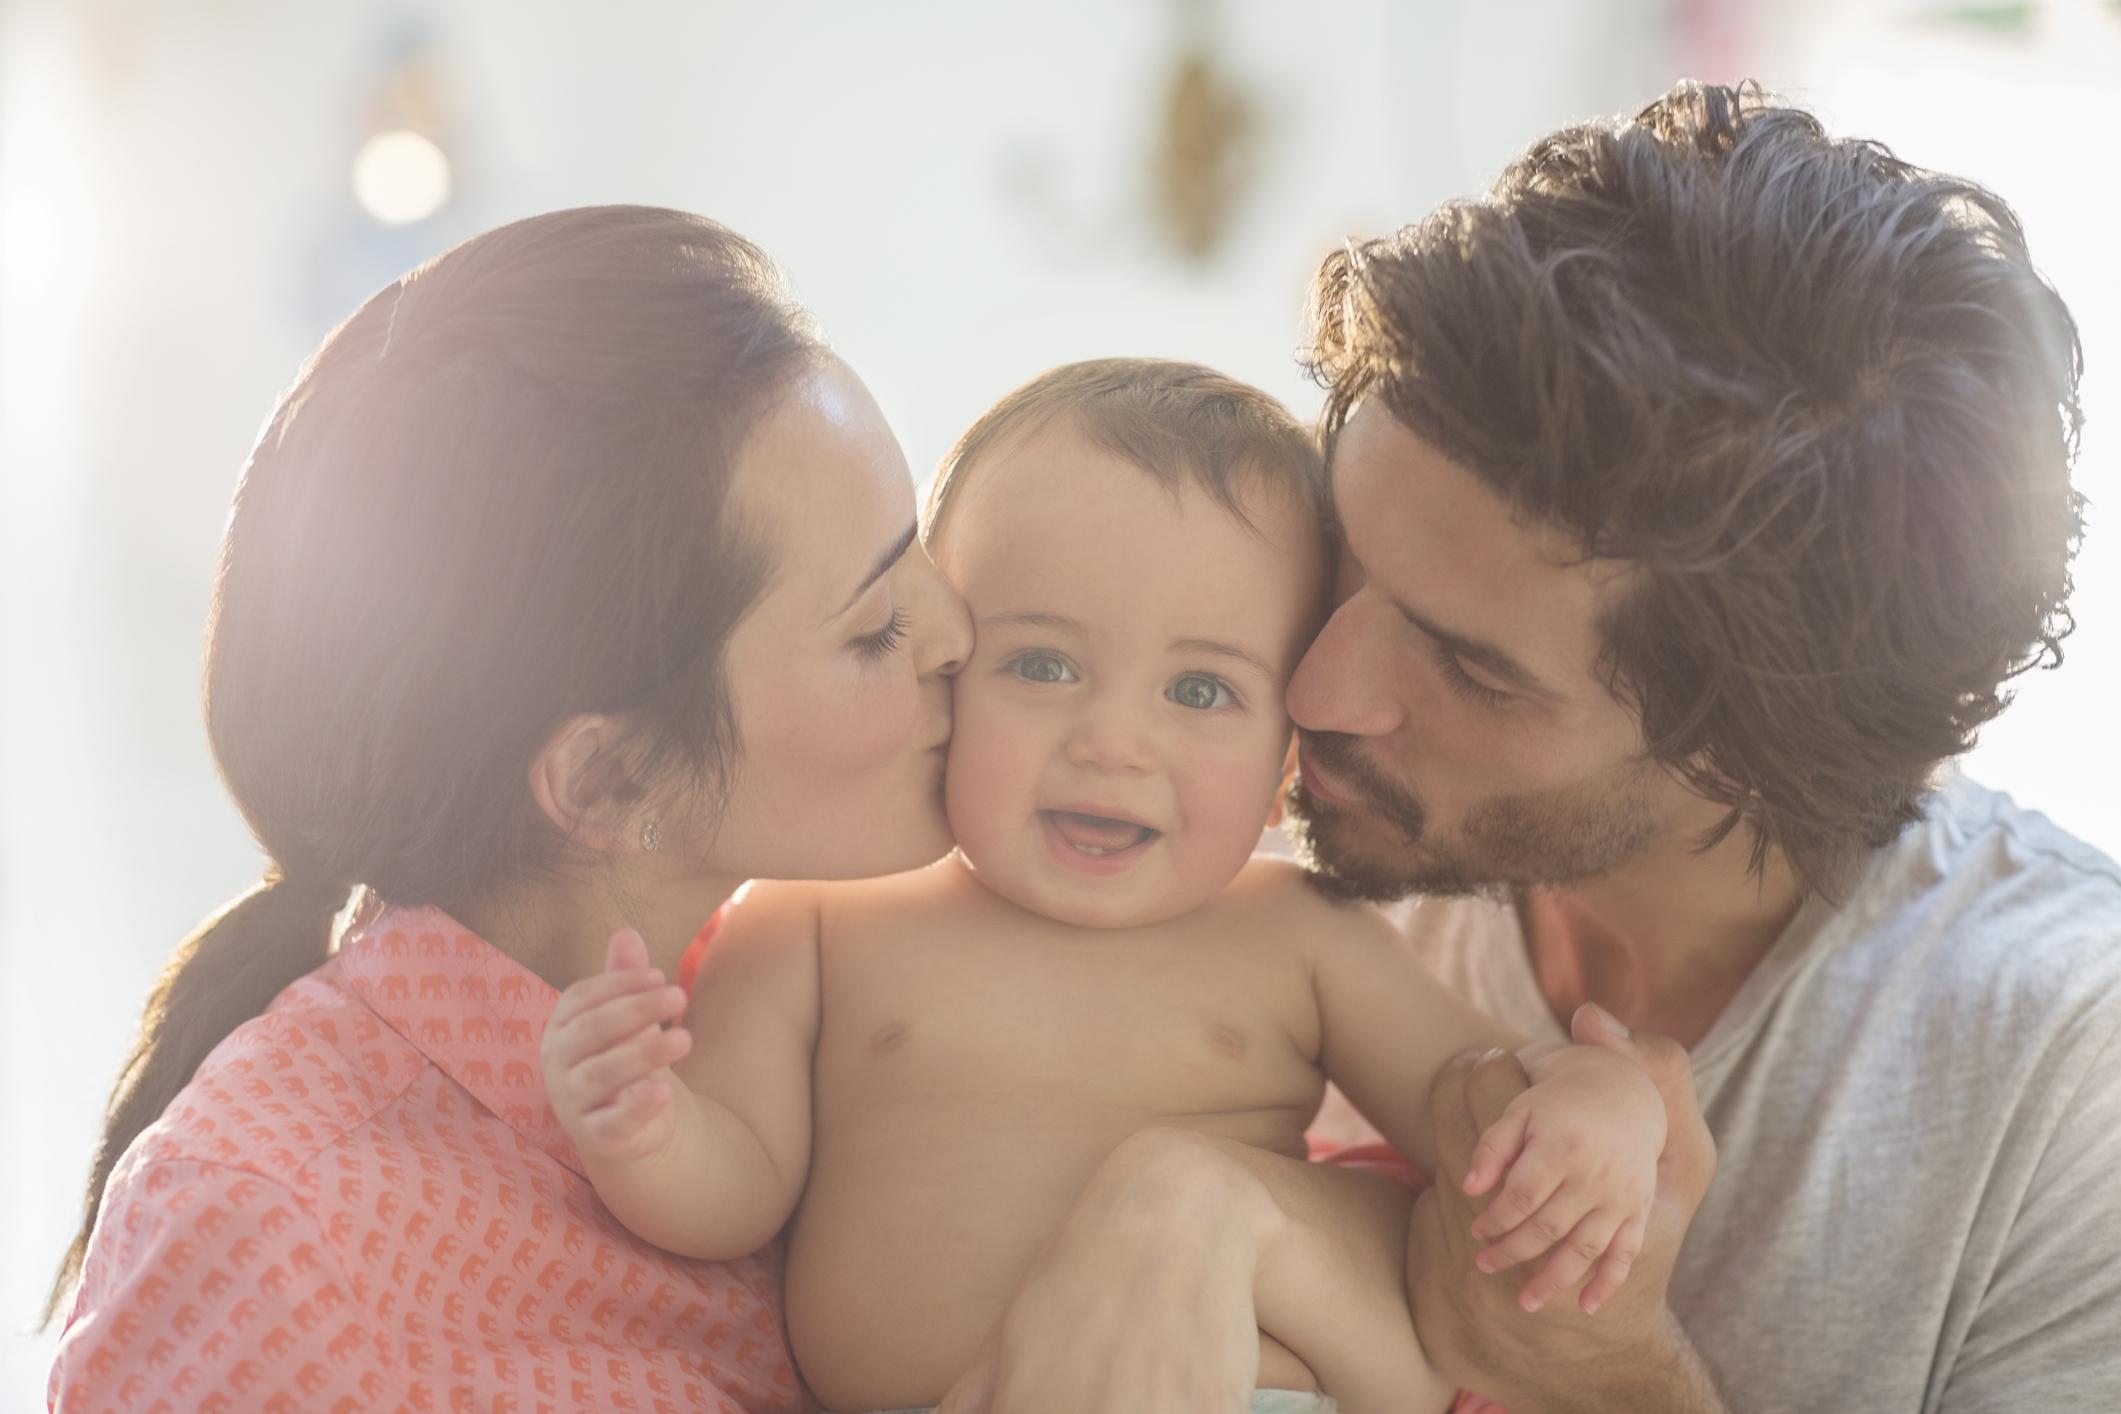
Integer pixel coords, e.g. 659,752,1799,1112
700,357,972,881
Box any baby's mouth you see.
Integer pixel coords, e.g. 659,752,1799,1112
1042,809,1161,857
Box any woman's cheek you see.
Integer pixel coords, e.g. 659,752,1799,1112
815,661,919,778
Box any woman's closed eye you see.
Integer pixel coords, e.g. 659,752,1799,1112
852,607,909,662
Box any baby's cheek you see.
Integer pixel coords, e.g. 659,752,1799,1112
942,712,1027,853
1179,746,1288,876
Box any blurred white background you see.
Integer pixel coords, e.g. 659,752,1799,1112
3,0,2115,1399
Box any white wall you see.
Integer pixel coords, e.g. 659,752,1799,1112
4,1,2113,1400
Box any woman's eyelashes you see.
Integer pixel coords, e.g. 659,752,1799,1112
1000,651,1242,711
852,607,909,662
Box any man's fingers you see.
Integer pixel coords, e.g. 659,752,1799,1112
1568,1006,1717,1207
1463,1047,1533,1129
1430,1048,1533,1202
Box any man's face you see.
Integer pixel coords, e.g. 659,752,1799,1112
1284,401,1675,901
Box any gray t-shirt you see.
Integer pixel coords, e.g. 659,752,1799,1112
1384,775,2121,1413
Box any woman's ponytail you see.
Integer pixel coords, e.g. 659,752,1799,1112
46,206,815,1327
43,870,346,1323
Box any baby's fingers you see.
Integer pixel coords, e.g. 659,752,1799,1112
579,1075,675,1162
547,965,674,1033
1462,1096,1532,1198
1577,1214,1646,1316
1514,1209,1621,1314
545,982,690,1069
1471,1175,1579,1272
569,1024,692,1107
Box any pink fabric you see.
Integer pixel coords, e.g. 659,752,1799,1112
49,906,810,1414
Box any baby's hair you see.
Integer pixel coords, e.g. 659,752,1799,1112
924,357,1327,548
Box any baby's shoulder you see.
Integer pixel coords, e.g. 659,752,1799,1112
1210,858,1407,956
805,855,985,936
1218,856,1370,922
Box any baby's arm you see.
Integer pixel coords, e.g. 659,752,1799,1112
1288,869,1665,1316
539,882,822,1260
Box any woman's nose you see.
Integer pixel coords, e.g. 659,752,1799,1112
1287,593,1402,739
910,551,973,678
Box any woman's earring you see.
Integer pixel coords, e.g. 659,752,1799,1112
641,819,662,852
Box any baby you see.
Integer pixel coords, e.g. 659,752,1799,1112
541,360,1666,1414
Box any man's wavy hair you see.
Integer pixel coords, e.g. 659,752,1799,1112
1306,80,2086,895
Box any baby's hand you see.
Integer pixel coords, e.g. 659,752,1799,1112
1458,1037,1665,1317
538,928,695,1165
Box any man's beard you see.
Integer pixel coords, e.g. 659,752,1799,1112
1285,729,1660,903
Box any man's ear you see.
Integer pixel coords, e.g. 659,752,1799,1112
529,713,637,850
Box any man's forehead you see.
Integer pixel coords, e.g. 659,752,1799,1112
1333,400,1628,679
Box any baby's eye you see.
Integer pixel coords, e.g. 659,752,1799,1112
1008,651,1078,685
1167,673,1236,711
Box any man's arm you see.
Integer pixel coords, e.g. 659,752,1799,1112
1412,1029,1728,1414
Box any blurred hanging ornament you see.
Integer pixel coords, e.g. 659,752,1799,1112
1150,0,1256,264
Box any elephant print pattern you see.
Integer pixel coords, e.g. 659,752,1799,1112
49,907,809,1414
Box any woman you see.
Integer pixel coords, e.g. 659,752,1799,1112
44,205,972,1409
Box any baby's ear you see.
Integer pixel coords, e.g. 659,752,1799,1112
528,712,644,851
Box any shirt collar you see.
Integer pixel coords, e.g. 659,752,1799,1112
334,905,587,1178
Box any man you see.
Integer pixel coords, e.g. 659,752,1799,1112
946,81,2117,1412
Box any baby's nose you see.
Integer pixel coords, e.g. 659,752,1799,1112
1063,700,1156,774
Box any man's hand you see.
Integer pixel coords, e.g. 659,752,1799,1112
1459,1040,1665,1315
1409,1006,1725,1411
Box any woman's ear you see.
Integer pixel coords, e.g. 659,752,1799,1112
529,713,638,850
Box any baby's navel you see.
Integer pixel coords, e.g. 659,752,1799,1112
867,1020,912,1056
1206,1022,1249,1060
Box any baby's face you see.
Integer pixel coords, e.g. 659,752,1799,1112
930,423,1328,928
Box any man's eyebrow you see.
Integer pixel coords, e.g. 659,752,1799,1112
1171,637,1274,679
831,523,917,621
1395,600,1554,698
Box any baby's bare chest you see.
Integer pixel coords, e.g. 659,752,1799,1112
811,916,1324,1120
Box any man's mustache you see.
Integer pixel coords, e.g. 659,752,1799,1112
1295,730,1426,842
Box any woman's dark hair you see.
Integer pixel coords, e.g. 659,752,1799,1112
47,205,820,1320
1306,81,2085,896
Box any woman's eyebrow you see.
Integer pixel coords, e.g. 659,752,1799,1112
829,523,917,621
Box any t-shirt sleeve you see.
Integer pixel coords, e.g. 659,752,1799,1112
1939,1020,2121,1412
48,1157,398,1414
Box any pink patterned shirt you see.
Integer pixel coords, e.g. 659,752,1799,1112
49,906,811,1414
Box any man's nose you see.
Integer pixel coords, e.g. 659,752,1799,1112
1287,593,1402,739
